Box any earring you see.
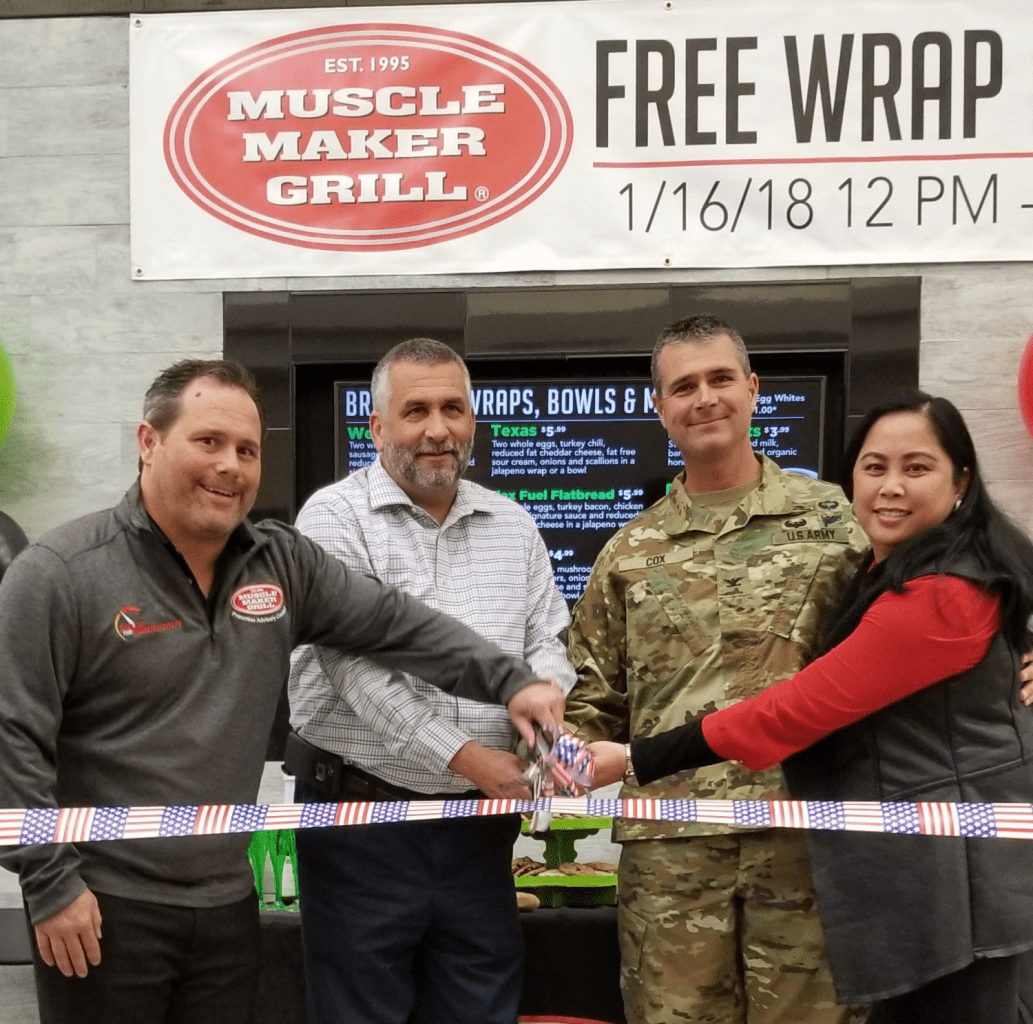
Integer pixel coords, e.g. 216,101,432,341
954,498,962,511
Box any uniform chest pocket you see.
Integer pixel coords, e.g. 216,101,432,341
718,545,825,641
625,566,714,662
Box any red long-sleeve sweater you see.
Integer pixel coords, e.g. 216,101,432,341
702,574,1000,771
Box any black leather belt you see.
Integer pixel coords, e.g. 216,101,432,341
284,730,480,801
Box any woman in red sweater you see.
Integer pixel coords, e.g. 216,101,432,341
590,392,1033,1024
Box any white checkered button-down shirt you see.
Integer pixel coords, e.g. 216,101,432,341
288,458,576,794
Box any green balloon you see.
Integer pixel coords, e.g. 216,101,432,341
0,343,14,448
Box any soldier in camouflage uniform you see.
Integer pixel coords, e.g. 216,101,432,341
565,315,870,1024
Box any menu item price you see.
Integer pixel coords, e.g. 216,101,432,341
547,549,575,561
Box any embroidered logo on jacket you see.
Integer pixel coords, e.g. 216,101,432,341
230,583,286,622
113,605,183,642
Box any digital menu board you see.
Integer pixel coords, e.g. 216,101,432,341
336,375,826,600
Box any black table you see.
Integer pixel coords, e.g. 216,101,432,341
256,904,626,1024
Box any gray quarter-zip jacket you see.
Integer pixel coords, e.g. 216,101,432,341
0,483,537,923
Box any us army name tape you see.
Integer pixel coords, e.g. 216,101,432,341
3,797,1033,845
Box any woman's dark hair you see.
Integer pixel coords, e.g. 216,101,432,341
826,390,1033,652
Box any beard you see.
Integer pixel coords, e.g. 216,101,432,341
381,437,474,492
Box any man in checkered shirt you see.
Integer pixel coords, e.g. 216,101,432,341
287,338,575,1024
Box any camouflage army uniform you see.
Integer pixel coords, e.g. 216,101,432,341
567,455,869,1024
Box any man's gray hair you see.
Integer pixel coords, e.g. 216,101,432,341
370,338,472,413
651,314,751,394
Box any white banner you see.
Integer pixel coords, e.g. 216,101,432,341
129,0,1033,279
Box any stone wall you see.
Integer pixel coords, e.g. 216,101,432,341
1,15,1031,538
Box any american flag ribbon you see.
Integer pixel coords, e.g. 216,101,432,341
334,802,371,828
477,798,525,818
262,804,304,832
3,798,1033,845
402,800,448,822
842,801,887,832
988,802,1033,840
770,800,809,830
54,806,95,844
694,799,739,826
0,809,27,844
195,804,234,836
918,801,960,836
123,806,165,839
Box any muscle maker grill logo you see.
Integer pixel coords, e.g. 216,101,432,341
163,24,573,250
230,584,285,618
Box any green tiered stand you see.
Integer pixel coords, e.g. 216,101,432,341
516,816,617,907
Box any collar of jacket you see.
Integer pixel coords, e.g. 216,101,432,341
662,454,815,537
114,479,261,558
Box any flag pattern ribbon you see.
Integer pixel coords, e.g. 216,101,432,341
3,797,1033,846
521,726,597,834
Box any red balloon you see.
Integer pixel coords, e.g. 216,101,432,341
1020,334,1033,439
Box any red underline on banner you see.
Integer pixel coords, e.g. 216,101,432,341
594,151,1033,169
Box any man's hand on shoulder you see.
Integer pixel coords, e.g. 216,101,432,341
34,887,102,978
506,680,565,747
449,742,532,799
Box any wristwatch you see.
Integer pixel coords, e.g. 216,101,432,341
623,742,637,786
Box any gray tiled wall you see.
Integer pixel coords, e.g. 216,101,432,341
0,18,1031,532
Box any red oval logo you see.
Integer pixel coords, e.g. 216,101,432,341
164,24,572,251
231,584,285,617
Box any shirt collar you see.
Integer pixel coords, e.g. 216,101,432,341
662,454,805,536
118,479,257,556
367,456,492,524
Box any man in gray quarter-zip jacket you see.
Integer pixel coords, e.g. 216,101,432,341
0,358,564,1024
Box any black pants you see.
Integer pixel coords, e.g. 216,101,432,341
294,777,524,1024
867,954,1022,1024
31,890,260,1024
